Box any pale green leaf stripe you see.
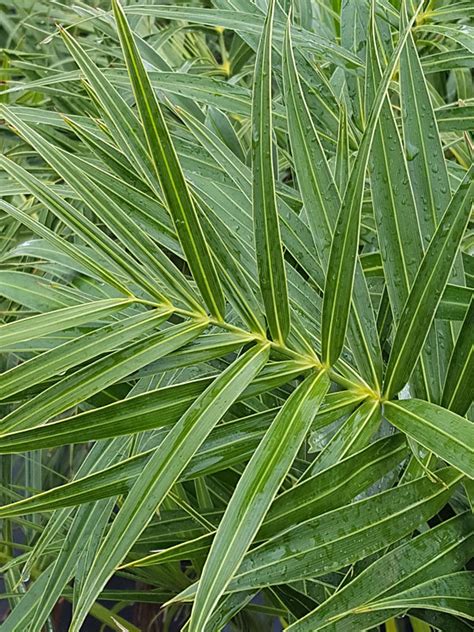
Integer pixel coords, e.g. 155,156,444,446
441,297,474,416
287,513,473,631
0,309,180,402
360,573,474,621
438,284,473,321
422,49,474,73
384,399,474,479
0,70,79,95
0,316,206,435
0,299,129,349
189,370,330,630
310,390,366,430
69,343,270,632
383,167,474,398
173,468,461,601
112,0,225,320
335,104,350,195
252,0,290,344
320,3,423,368
0,200,131,296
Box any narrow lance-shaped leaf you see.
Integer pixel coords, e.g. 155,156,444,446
189,370,330,630
282,19,337,262
69,342,269,631
399,1,461,397
441,297,474,416
287,512,473,631
0,299,130,349
306,399,381,476
173,468,462,601
0,309,191,402
0,316,207,435
384,399,474,479
365,7,441,403
282,21,382,389
252,0,290,344
0,199,131,297
359,573,474,621
0,154,162,302
383,166,474,398
112,0,225,320
400,3,452,240
364,10,423,317
341,0,369,131
321,1,423,368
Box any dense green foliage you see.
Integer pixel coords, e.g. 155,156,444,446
0,0,473,630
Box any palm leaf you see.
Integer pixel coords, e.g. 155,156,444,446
69,342,269,631
1,0,473,629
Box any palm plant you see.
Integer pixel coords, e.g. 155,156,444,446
0,0,473,630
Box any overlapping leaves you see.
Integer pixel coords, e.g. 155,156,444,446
0,0,472,630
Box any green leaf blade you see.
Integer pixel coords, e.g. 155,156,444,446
69,342,269,631
112,0,225,320
383,167,474,398
385,399,474,478
189,370,330,629
252,0,290,344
